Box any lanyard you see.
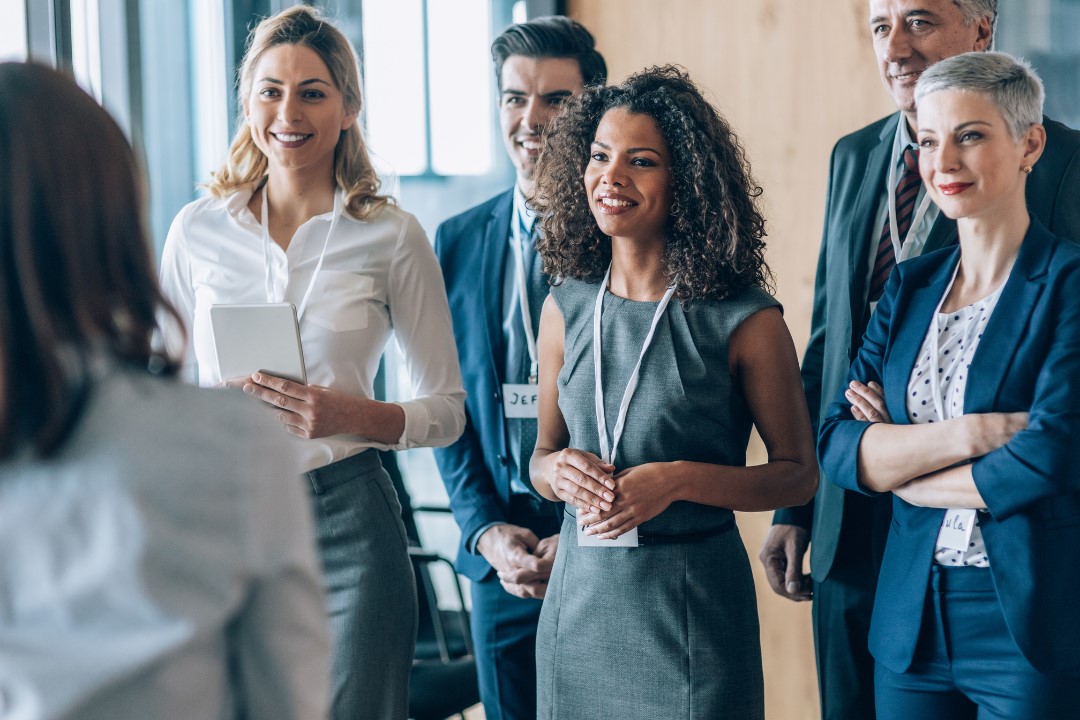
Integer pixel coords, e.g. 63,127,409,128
927,260,962,421
887,117,934,263
260,182,342,322
510,202,539,384
593,264,675,466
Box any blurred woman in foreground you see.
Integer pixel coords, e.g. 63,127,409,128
0,62,327,720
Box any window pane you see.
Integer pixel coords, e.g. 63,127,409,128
427,0,492,175
363,0,428,176
0,0,27,61
998,0,1080,129
511,0,527,25
70,0,102,99
190,0,229,186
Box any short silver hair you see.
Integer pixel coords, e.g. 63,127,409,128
952,0,997,47
915,51,1044,139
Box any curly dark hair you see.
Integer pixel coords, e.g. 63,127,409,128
533,65,772,302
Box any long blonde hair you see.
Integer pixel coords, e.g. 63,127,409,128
206,5,391,220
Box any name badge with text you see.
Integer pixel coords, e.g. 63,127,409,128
502,383,539,419
937,508,977,551
577,522,639,547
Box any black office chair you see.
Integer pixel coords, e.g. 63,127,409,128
380,451,480,720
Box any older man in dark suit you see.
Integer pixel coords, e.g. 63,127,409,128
759,1,1080,718
432,16,605,720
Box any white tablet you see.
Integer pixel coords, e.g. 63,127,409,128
209,303,307,385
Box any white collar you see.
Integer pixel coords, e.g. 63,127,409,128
513,185,536,235
225,180,342,227
895,115,918,164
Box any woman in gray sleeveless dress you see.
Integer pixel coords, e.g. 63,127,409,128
529,66,818,718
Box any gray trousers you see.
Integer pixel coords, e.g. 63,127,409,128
307,450,417,720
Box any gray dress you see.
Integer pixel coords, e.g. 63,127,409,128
536,278,778,719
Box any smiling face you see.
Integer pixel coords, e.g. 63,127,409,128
499,55,585,192
917,88,1043,222
243,43,355,178
584,107,673,245
868,0,991,116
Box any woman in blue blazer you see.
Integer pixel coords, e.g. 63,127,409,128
818,52,1080,719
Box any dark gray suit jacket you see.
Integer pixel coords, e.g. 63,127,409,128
775,111,1080,582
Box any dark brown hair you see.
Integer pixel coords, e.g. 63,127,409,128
534,65,771,302
0,62,179,459
491,15,606,90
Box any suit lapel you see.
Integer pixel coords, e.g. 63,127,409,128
885,250,959,421
965,222,1052,412
848,115,898,326
481,191,513,383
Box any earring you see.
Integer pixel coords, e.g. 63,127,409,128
1022,165,1033,174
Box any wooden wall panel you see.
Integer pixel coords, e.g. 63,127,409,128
565,1,896,718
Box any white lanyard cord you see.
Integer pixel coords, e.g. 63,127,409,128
593,264,676,466
888,118,933,263
511,202,540,383
260,182,342,321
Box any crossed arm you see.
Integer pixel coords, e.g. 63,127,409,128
842,380,1026,508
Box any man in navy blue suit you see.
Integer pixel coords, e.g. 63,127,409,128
432,17,606,720
759,2,1080,719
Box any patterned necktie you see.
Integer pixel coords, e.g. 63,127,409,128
868,145,921,304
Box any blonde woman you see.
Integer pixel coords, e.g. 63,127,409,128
160,7,465,718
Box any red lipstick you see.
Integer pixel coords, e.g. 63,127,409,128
938,183,973,196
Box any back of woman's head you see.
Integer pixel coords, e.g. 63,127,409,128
207,5,391,219
0,62,177,459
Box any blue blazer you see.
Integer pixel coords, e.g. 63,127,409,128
819,218,1080,675
432,190,517,582
777,115,1080,583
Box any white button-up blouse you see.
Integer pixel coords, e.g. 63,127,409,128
160,187,466,472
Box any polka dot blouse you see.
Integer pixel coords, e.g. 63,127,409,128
906,282,1004,568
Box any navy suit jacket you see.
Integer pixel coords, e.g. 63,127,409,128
819,218,1080,675
776,112,1080,582
433,190,520,582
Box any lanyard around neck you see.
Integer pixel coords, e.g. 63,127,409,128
593,264,675,466
510,201,539,383
260,182,342,321
888,117,933,263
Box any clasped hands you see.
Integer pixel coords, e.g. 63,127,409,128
224,371,358,439
546,448,673,540
476,525,558,599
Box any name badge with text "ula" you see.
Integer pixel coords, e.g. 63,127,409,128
502,383,539,419
937,508,977,551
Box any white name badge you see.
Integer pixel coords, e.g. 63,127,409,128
502,383,539,418
577,522,639,547
937,508,977,551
